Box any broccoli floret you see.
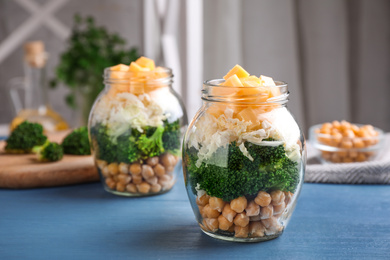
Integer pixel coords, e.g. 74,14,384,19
33,141,64,162
116,130,141,163
90,124,118,163
62,127,91,155
137,125,165,158
5,121,47,153
186,140,299,201
162,119,181,154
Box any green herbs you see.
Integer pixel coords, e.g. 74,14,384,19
62,127,91,155
185,140,300,201
33,141,64,162
5,121,47,153
90,120,181,163
50,14,139,121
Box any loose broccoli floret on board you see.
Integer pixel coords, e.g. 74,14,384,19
33,141,64,162
5,121,47,154
62,127,91,155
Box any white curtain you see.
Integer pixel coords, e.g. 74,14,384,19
204,0,390,133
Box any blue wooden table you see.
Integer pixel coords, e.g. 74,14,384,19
1,172,389,259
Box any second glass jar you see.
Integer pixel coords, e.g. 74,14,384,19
89,66,187,196
183,79,306,242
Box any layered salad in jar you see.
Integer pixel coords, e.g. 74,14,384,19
183,65,305,241
89,57,186,196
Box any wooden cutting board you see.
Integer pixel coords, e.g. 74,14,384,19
0,131,99,189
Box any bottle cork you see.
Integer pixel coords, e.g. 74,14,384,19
24,41,47,68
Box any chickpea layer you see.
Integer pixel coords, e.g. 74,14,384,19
96,153,179,195
197,190,292,238
315,120,380,163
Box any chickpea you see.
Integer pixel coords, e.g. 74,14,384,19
126,183,137,193
118,162,129,174
160,153,176,168
203,204,221,218
351,124,360,134
349,151,358,159
234,213,249,227
332,120,341,129
105,177,116,189
159,174,172,182
150,183,162,193
260,205,274,220
250,215,262,222
273,201,286,215
129,163,142,175
141,164,154,179
344,129,355,138
153,164,166,177
355,153,366,162
284,191,293,206
249,221,265,238
201,219,211,232
270,190,285,206
254,191,271,207
340,120,351,131
204,218,219,232
230,197,247,213
234,225,249,238
132,174,143,184
165,166,174,174
262,217,283,235
101,166,110,178
96,160,107,169
112,175,119,182
196,194,210,206
218,215,233,231
222,203,237,222
321,151,331,160
146,157,159,167
146,176,158,185
245,201,260,217
341,140,353,149
227,224,235,233
116,182,126,192
137,182,151,194
342,157,353,163
107,163,119,175
198,205,206,218
209,197,226,212
322,122,332,129
118,173,132,185
330,153,341,163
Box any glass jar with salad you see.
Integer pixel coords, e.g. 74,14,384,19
89,57,187,196
182,65,306,242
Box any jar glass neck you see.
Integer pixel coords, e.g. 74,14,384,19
202,79,289,105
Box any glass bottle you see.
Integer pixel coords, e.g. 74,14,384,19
182,79,306,242
8,41,69,131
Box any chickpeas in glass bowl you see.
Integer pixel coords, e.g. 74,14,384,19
309,120,385,163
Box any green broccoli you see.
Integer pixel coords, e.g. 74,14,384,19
5,121,47,154
90,124,118,163
185,140,299,201
62,127,91,155
33,141,64,162
116,130,141,163
137,125,165,158
162,120,181,154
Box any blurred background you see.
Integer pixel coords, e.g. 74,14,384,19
0,0,389,133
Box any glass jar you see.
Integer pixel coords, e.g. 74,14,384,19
182,79,306,242
89,66,187,196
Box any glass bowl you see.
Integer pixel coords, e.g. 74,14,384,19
309,123,385,163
